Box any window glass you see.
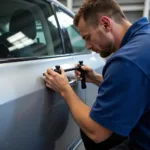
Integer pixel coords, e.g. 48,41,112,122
47,12,64,55
36,21,46,45
0,0,63,58
56,9,88,53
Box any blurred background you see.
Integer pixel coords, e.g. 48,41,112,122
58,0,150,22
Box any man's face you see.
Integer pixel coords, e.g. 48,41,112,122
78,17,117,58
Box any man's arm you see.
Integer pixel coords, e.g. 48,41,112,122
45,58,148,143
44,68,111,143
92,73,103,86
61,85,112,143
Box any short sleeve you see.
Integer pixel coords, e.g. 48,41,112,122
90,58,149,136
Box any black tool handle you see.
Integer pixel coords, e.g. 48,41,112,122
65,68,76,72
54,66,76,73
54,65,61,74
77,61,86,89
54,61,86,89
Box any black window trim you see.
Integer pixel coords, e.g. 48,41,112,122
52,5,73,54
50,2,67,54
0,54,72,64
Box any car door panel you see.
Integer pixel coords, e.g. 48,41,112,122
0,56,82,150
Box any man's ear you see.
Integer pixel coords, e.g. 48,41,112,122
99,16,112,32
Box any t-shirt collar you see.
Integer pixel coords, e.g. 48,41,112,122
120,17,149,47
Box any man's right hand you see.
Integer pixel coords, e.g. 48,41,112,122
74,64,103,86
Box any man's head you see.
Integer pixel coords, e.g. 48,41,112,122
74,0,131,58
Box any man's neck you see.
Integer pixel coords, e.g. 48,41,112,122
119,20,132,47
114,20,132,49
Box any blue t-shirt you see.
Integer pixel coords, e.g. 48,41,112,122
90,17,150,149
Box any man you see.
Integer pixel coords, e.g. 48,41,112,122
44,0,150,149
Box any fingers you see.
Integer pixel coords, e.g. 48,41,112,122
44,70,54,84
44,68,59,82
74,64,83,80
47,68,57,76
60,67,65,75
44,73,56,91
74,69,81,78
44,71,52,79
46,83,56,92
43,68,54,76
46,83,52,89
75,70,81,76
45,76,52,84
75,63,91,71
81,65,92,71
74,70,82,81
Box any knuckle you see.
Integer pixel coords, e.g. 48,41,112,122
47,68,50,73
47,76,51,80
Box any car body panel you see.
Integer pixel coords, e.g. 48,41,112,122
0,0,106,149
0,56,86,150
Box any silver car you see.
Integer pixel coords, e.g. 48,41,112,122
0,0,105,149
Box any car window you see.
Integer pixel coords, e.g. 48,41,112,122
0,0,63,58
36,21,46,45
56,8,88,54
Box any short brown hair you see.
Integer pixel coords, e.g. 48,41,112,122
74,0,126,27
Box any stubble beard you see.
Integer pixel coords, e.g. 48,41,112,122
99,42,117,58
99,51,113,58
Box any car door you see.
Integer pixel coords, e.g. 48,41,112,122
0,0,85,150
54,5,106,108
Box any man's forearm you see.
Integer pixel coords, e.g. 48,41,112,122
61,86,95,137
61,85,112,143
92,74,103,86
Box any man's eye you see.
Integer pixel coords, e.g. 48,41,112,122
86,36,90,40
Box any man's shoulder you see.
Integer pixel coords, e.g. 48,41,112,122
104,35,150,80
113,34,150,61
103,56,135,77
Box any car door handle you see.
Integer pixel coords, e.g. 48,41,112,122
69,78,77,87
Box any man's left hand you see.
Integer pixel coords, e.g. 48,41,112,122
44,67,70,94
